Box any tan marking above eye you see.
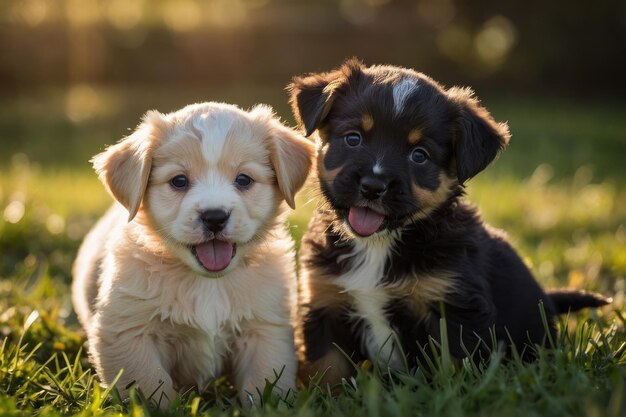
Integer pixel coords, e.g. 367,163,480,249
408,128,422,144
361,114,374,132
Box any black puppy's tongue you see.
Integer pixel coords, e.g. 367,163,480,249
348,207,385,237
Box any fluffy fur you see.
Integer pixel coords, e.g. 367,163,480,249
72,102,314,405
288,59,610,384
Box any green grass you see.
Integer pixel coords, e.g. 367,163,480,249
1,263,625,417
1,91,626,416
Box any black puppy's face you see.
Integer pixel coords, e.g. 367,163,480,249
289,60,510,238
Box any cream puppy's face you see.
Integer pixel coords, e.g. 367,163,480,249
92,102,314,277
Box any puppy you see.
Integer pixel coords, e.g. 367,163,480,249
288,59,609,383
72,102,314,405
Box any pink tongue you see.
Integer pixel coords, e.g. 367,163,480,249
348,207,385,237
194,240,234,272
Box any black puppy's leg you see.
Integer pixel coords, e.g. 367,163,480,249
385,303,437,370
430,291,499,363
300,305,363,386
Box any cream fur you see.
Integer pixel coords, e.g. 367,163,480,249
72,102,314,407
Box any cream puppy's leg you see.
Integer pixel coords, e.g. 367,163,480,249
88,318,176,406
71,205,126,327
232,319,297,405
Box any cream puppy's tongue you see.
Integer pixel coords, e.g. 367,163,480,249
194,240,234,271
348,207,385,237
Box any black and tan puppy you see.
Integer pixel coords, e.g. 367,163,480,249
289,59,609,383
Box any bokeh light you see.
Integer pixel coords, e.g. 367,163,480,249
474,16,517,66
161,0,202,32
18,0,49,26
65,0,99,27
104,0,144,31
45,214,66,235
3,201,25,224
65,84,119,123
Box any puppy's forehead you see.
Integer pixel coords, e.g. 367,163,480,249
194,111,268,166
195,111,238,165
362,70,438,118
155,108,270,170
391,77,419,117
334,69,451,142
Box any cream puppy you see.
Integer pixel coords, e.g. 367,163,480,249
72,102,314,406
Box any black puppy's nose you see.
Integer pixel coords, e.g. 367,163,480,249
200,209,230,232
360,176,387,200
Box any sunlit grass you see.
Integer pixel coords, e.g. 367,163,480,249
1,263,624,417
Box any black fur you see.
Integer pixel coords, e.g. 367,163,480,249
302,304,367,364
547,289,612,314
291,59,610,377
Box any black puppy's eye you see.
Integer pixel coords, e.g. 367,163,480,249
235,173,254,189
411,148,430,164
344,132,362,147
170,175,189,190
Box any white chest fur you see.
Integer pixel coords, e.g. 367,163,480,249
335,238,404,369
97,237,295,390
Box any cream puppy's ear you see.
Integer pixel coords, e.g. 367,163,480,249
91,111,166,221
251,105,315,209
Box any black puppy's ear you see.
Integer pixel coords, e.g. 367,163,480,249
448,87,510,183
288,58,363,136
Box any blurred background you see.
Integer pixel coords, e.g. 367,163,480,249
1,0,626,317
2,0,625,168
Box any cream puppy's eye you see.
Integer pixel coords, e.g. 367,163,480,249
170,175,190,190
234,173,254,189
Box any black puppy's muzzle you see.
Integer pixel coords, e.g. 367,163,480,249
359,176,388,200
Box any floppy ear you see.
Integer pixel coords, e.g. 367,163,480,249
252,105,314,209
448,87,510,183
288,58,363,136
269,121,315,209
91,111,165,221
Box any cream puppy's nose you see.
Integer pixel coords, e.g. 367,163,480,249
200,209,230,233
